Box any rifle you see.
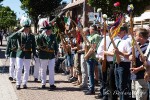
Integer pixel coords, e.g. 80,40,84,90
69,20,81,51
102,19,107,72
128,11,144,65
130,12,136,68
108,31,121,64
57,30,71,54
70,19,92,60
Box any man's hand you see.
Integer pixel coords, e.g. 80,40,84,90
129,55,133,61
130,67,140,74
113,48,121,55
140,56,147,62
5,55,9,59
144,72,150,82
77,50,82,53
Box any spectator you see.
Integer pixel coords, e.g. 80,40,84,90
0,30,3,45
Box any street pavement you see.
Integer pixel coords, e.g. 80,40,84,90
0,39,100,100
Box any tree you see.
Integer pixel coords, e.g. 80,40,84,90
0,0,3,3
20,0,62,33
0,6,17,30
88,0,150,20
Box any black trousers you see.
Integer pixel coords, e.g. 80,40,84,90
107,62,118,100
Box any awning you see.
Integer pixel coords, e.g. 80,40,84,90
134,17,144,22
63,0,85,10
140,10,150,20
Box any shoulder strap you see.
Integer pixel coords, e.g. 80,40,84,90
117,40,121,47
147,49,150,58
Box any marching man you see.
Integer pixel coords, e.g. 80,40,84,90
37,19,58,90
10,16,37,90
5,27,19,81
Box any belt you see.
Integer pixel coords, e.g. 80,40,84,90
19,49,32,52
23,49,32,52
107,61,113,64
10,48,17,52
41,49,54,53
114,62,130,66
78,52,85,54
19,47,32,52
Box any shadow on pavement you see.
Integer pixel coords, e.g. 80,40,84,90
53,87,81,91
0,66,9,73
0,48,5,58
28,86,81,92
55,80,69,83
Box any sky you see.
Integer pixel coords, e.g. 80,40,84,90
1,0,71,19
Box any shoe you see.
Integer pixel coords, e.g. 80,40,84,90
34,78,38,82
42,85,46,89
9,77,13,81
23,84,27,89
67,75,73,80
16,85,20,90
85,90,95,95
95,94,103,99
79,84,88,89
68,77,77,82
49,85,56,90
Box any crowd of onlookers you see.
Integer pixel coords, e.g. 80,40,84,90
54,24,150,100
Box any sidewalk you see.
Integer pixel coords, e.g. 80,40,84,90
0,39,100,100
0,39,18,100
0,74,18,100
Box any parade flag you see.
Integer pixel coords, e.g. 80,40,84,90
110,14,124,38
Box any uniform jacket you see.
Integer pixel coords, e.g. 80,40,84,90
36,33,58,59
10,32,36,59
5,36,18,58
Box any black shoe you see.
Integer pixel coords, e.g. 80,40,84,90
23,84,27,89
95,94,103,99
34,78,38,82
49,85,56,90
85,90,95,95
68,77,77,82
9,77,13,81
16,85,20,90
42,85,46,89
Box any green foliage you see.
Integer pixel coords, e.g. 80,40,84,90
0,6,17,29
88,0,150,20
20,0,62,33
0,0,3,3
